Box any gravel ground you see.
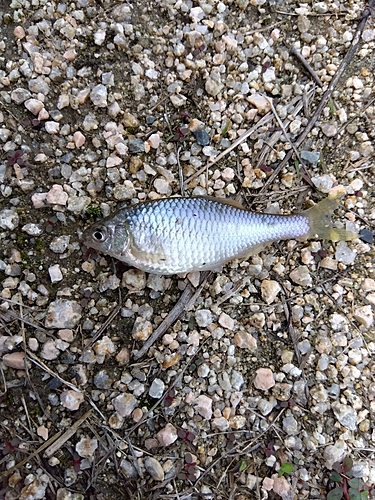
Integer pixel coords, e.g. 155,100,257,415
0,0,375,499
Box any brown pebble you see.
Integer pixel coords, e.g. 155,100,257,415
132,408,143,422
234,331,257,350
14,26,26,39
3,352,25,369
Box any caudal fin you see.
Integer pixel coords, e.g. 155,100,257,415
303,187,358,241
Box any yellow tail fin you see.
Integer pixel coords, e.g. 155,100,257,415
303,188,358,242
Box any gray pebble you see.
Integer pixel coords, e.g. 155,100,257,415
149,378,165,399
331,402,357,430
193,129,210,146
144,456,164,481
128,138,145,153
301,150,320,166
94,370,112,389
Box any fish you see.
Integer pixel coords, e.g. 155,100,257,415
82,190,357,275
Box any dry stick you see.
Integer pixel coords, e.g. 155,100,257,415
134,270,212,360
132,284,194,360
0,430,62,481
26,349,82,393
255,89,314,168
287,44,323,87
44,410,92,458
253,0,375,203
132,272,211,360
264,95,303,165
184,113,274,185
84,304,121,351
176,145,185,196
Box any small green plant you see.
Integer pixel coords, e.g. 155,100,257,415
278,462,294,477
34,238,44,251
328,457,373,500
85,205,101,218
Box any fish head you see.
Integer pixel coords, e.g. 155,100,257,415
82,219,130,259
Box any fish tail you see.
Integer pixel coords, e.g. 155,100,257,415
303,187,358,241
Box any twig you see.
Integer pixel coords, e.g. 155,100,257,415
83,304,121,351
0,430,63,480
215,277,250,307
255,89,315,168
287,44,323,87
44,410,92,458
184,113,274,185
26,350,82,393
132,272,211,360
263,95,303,165
176,145,185,196
254,0,375,201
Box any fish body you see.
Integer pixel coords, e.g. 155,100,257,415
82,194,357,275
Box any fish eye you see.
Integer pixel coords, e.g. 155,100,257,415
92,226,108,242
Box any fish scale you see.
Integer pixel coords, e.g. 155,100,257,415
83,196,339,275
125,197,310,274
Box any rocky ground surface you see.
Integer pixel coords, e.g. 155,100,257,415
0,0,375,499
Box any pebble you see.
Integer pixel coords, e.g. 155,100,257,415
49,264,63,283
147,133,160,149
128,138,145,153
144,457,164,481
218,312,234,330
324,440,347,469
156,423,178,446
234,331,257,350
76,438,98,458
94,370,112,389
149,378,165,399
122,269,146,290
361,278,375,292
272,476,291,498
132,318,153,341
0,208,19,230
73,131,86,148
41,340,60,360
24,98,44,115
44,299,82,329
120,459,137,479
353,305,373,328
289,266,312,287
50,235,70,254
195,394,213,420
2,352,25,369
90,84,107,107
212,417,229,431
247,94,271,113
335,241,356,265
195,309,213,328
113,393,138,417
321,123,338,137
331,402,357,430
60,390,84,411
254,368,275,391
193,129,210,146
122,112,139,128
311,174,334,193
45,121,60,134
22,223,43,236
46,185,68,205
261,279,281,304
282,414,299,435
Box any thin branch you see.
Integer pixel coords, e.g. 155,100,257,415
255,0,375,201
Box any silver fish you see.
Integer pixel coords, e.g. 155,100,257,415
82,193,357,275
